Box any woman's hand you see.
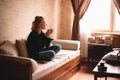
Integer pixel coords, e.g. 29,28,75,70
46,28,53,37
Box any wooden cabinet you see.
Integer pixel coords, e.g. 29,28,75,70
88,43,112,67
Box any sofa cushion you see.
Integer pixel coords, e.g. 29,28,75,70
16,39,28,57
0,40,18,57
52,39,80,50
32,49,80,80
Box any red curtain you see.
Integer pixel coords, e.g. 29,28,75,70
71,0,91,40
113,0,120,14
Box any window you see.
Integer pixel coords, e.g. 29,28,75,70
114,7,120,31
80,0,120,34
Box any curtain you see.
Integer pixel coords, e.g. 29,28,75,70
71,0,91,40
113,0,120,14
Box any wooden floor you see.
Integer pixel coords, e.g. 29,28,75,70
70,62,120,80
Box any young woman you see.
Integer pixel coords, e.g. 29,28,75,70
26,16,61,61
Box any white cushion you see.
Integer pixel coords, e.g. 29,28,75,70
32,50,80,80
15,39,28,57
52,39,80,50
0,40,18,57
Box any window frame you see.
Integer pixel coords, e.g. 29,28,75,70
90,0,120,35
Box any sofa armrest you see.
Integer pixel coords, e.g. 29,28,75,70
52,39,80,50
0,54,32,80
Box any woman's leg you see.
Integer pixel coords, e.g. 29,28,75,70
38,50,55,61
43,44,62,54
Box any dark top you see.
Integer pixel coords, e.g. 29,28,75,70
26,30,53,60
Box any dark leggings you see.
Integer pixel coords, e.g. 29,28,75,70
38,44,61,61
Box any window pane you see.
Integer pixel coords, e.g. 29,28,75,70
81,0,111,32
114,8,120,31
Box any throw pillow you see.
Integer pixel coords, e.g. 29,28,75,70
0,40,19,57
15,39,28,57
52,39,80,50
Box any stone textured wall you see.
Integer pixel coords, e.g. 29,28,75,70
0,0,74,43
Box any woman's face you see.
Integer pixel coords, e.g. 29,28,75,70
38,19,47,29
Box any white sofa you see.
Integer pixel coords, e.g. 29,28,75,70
0,39,80,80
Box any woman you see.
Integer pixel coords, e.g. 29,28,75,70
26,16,61,61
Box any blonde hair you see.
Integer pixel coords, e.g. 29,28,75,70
31,16,44,30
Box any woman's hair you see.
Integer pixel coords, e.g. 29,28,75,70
31,16,44,30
